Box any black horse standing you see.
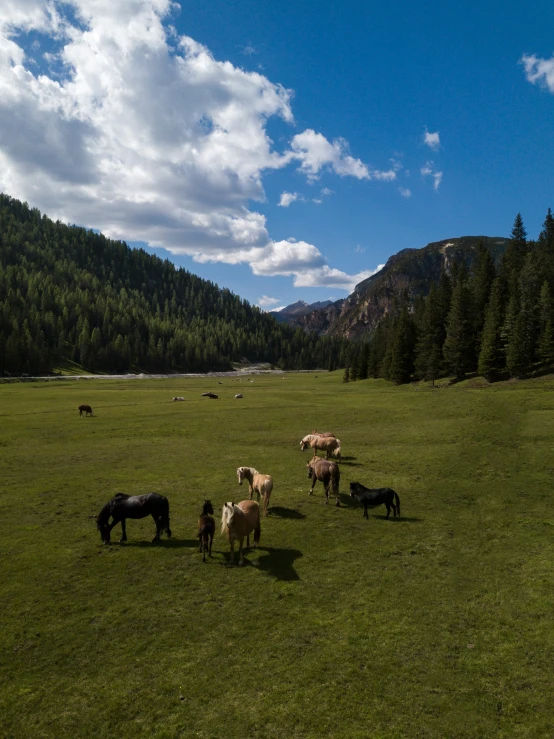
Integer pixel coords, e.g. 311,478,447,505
96,493,172,544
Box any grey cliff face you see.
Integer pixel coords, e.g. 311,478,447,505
279,236,510,339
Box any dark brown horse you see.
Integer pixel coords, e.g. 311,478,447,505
307,457,340,506
198,500,215,562
79,404,93,416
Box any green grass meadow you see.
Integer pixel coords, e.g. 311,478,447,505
2,372,554,738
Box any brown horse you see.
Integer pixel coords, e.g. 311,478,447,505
311,430,336,438
237,466,273,516
79,404,93,416
300,434,341,461
220,500,260,565
307,457,341,506
197,500,215,562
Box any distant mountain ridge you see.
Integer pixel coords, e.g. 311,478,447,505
273,299,334,322
288,236,511,338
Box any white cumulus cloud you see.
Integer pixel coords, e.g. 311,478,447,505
257,295,281,308
0,0,396,291
423,130,440,150
421,162,443,191
521,54,554,93
399,187,411,198
278,191,301,207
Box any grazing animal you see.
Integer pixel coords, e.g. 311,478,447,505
197,500,215,562
300,434,342,461
220,500,261,565
237,466,274,516
311,430,336,438
201,392,218,399
306,457,340,506
172,396,185,401
349,482,401,519
235,393,243,399
79,404,93,416
96,493,172,544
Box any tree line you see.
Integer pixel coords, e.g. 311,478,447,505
0,194,346,375
343,210,554,384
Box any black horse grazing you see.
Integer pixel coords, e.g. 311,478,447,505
349,482,401,519
96,493,172,544
197,500,215,562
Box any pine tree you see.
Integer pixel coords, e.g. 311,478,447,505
415,283,444,384
472,241,496,351
478,277,504,380
343,365,350,383
443,265,473,380
387,297,415,385
537,281,554,369
506,313,527,378
502,213,528,277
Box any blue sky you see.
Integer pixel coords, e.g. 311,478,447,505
1,1,553,310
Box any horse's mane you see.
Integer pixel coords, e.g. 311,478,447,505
221,502,233,534
96,501,112,529
113,492,130,500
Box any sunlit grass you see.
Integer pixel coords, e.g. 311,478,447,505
2,372,554,738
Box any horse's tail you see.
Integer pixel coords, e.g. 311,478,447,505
162,497,172,537
394,491,401,517
198,522,211,540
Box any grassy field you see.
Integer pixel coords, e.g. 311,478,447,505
2,372,554,738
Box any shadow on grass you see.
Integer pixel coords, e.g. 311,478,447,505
254,547,303,581
118,538,199,548
371,515,423,523
220,547,303,580
269,506,306,519
337,493,359,508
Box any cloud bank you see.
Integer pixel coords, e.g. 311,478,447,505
0,0,393,290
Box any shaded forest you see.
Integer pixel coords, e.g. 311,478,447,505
344,210,554,384
0,195,346,375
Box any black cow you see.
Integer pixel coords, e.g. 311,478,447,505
349,482,401,519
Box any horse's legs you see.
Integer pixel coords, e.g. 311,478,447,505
209,532,213,557
120,518,127,542
238,536,244,566
229,538,235,564
151,513,161,542
386,503,391,519
309,478,316,495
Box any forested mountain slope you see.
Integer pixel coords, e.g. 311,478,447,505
0,195,345,375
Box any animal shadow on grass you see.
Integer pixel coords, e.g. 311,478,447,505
120,538,199,548
269,506,306,520
371,515,423,523
253,547,303,581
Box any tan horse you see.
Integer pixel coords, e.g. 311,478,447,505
300,434,342,461
237,467,273,516
220,501,261,565
307,457,341,505
311,430,336,438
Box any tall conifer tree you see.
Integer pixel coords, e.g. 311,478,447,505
443,264,473,379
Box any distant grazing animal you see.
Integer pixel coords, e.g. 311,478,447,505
201,392,218,399
311,430,336,438
349,482,401,519
96,493,172,544
237,466,274,516
300,434,341,461
172,396,185,402
79,404,93,416
218,381,223,385
221,500,261,565
307,457,340,506
197,500,215,562
235,393,243,399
